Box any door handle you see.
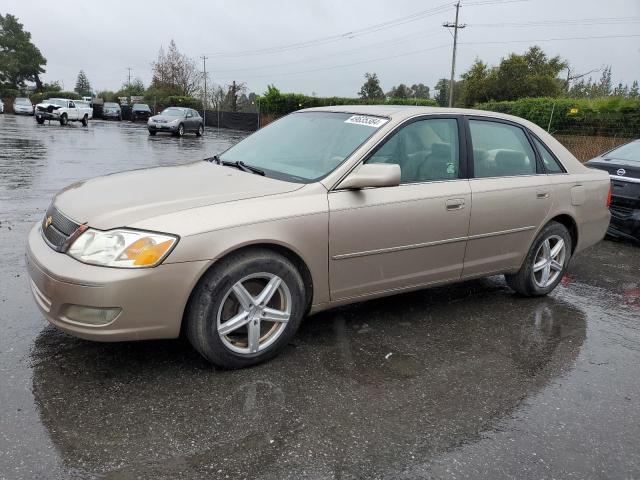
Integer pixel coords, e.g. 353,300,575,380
536,191,550,199
446,198,466,210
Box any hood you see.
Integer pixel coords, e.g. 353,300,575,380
53,162,303,230
36,102,61,111
149,114,182,122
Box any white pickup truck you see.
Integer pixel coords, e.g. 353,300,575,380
35,98,93,126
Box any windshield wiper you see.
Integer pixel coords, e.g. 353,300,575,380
236,161,265,176
204,155,265,176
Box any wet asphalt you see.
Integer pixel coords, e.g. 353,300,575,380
0,113,639,480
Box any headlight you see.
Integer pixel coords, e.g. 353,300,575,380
68,228,178,268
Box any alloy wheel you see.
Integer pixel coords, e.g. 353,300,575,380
217,273,292,355
532,235,566,288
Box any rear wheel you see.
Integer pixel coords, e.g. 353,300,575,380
81,114,88,127
186,249,306,368
59,114,68,126
505,221,572,296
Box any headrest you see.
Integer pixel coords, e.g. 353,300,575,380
495,150,527,169
430,142,451,157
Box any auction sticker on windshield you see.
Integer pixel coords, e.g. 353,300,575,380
344,115,389,128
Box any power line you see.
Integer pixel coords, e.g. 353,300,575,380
213,29,447,75
214,32,640,82
204,0,525,58
471,16,640,27
444,2,466,107
460,33,640,45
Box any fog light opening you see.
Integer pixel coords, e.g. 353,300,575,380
62,305,121,326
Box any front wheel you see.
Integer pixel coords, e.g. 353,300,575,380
186,249,306,368
505,221,572,296
176,124,184,137
36,116,45,124
196,124,204,137
59,114,68,126
148,130,156,136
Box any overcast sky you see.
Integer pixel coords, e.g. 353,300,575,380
6,0,640,96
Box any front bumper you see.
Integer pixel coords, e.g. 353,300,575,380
26,223,208,341
148,123,179,132
14,108,34,115
609,205,640,243
35,111,59,120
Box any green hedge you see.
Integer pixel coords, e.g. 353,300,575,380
259,92,437,115
475,97,640,137
144,95,202,111
30,91,81,105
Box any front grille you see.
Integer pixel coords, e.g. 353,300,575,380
42,205,81,252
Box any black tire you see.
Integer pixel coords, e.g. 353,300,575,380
148,130,156,136
505,221,572,297
186,248,307,368
81,114,88,127
59,114,68,126
196,124,203,137
36,116,45,124
177,123,184,137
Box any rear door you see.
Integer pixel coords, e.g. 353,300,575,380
463,117,552,277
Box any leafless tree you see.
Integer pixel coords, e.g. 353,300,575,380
151,40,202,96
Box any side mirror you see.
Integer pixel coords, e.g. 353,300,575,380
338,163,401,190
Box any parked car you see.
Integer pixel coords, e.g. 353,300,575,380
74,100,93,119
13,97,34,115
147,107,203,136
102,102,121,120
131,103,152,122
27,106,611,368
0,100,4,113
34,98,92,126
586,139,640,242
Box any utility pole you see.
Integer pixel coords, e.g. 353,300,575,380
126,67,132,105
200,55,208,131
443,2,466,107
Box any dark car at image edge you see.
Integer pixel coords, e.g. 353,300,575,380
131,103,152,122
586,139,640,243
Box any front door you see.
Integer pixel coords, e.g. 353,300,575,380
462,117,552,277
328,116,471,301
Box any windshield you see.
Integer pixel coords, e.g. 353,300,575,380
605,141,640,162
104,102,119,108
133,104,150,111
15,98,31,105
219,112,385,182
47,99,67,107
161,107,186,116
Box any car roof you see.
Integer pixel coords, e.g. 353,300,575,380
300,104,532,125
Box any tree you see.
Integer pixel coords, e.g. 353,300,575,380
74,70,92,97
409,83,430,99
150,40,202,96
224,81,248,112
458,59,489,106
456,46,567,106
0,14,46,90
117,78,145,98
630,80,639,99
434,78,450,106
591,66,613,97
387,83,410,99
358,73,384,100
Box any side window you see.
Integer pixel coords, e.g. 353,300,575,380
469,120,537,178
531,135,564,173
366,118,459,183
68,101,75,108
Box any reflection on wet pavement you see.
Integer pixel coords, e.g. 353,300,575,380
1,114,639,479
